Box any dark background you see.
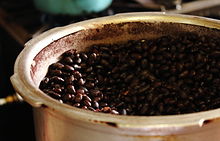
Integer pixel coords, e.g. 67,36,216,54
0,28,35,141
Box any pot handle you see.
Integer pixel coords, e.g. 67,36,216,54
10,74,43,108
0,94,23,106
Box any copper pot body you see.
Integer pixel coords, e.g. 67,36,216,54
11,12,220,141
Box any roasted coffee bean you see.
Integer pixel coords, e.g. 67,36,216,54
88,107,96,111
63,49,76,57
85,82,95,89
88,53,97,64
140,104,149,115
63,57,73,64
80,53,88,61
73,103,80,107
79,86,88,93
65,75,75,84
63,65,74,72
111,110,119,115
50,62,64,70
100,102,108,107
40,33,220,116
73,64,81,70
120,109,127,115
100,59,109,66
62,94,73,102
47,91,61,99
74,57,82,64
74,71,82,79
85,67,93,72
125,74,134,83
50,76,64,84
83,100,92,107
131,53,142,60
102,107,111,113
66,85,76,94
75,93,83,103
50,70,62,76
93,97,102,102
90,89,101,97
82,106,88,110
39,77,50,89
141,59,148,69
92,101,99,109
77,78,85,86
83,95,92,102
80,63,87,69
53,86,62,93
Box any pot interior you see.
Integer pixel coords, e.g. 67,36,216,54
31,21,220,88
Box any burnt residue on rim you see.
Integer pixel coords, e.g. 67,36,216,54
200,117,220,127
82,22,220,41
41,104,48,108
91,119,118,128
31,30,85,83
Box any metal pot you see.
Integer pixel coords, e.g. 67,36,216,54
10,12,220,141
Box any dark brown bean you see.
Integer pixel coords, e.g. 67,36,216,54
53,87,62,93
62,94,72,102
66,85,76,94
63,57,73,64
100,59,109,66
83,100,92,107
120,109,127,115
50,70,62,76
102,107,111,113
48,91,61,99
74,71,82,79
90,89,102,97
83,95,92,102
86,106,94,111
50,63,64,69
73,64,81,69
100,102,108,107
75,93,83,103
78,78,86,85
73,103,81,107
74,57,82,64
82,106,88,110
131,53,142,60
111,110,119,115
92,101,99,109
80,53,88,61
64,65,74,72
86,67,93,72
85,82,95,89
39,77,50,89
140,104,149,115
50,76,64,83
65,75,75,84
63,50,76,57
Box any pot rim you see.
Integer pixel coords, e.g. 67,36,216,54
11,12,220,134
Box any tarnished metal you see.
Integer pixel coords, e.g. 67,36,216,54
11,12,220,141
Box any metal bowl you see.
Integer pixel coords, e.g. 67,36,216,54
11,12,220,141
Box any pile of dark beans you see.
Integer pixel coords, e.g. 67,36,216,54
39,33,220,116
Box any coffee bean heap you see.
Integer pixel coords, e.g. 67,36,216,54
39,33,220,116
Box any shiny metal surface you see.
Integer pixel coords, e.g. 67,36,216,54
11,12,220,141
